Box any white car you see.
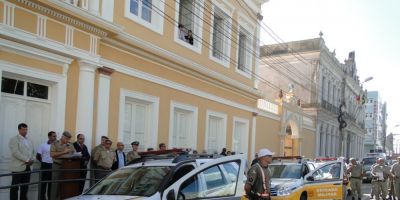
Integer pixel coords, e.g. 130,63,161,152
67,154,246,200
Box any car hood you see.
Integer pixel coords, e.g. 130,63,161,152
271,178,302,188
66,195,147,200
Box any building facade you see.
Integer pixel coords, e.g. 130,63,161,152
0,0,310,198
364,91,387,153
260,37,365,159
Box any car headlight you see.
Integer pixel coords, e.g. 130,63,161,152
277,187,292,196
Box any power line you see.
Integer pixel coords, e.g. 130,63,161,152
172,0,317,97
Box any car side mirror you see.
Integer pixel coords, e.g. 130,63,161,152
167,190,175,200
306,176,314,181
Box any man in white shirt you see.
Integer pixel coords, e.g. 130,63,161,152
9,123,35,200
112,142,126,170
36,131,57,200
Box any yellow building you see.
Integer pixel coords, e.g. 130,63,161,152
0,0,315,197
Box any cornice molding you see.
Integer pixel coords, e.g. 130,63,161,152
15,0,108,37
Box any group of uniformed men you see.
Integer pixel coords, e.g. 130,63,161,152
244,147,400,200
8,123,143,200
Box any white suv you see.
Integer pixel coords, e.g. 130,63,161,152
67,154,246,200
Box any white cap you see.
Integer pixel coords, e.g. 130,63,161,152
258,148,275,157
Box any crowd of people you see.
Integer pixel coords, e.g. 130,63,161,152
7,123,174,200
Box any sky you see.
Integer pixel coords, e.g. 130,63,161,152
261,0,400,143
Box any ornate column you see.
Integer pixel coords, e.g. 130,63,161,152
95,67,114,145
76,60,98,150
321,124,326,156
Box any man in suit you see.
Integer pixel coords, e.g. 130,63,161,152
36,131,57,200
112,142,126,170
9,123,35,200
73,133,90,194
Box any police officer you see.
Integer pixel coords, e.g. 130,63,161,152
93,139,116,180
371,157,391,199
346,158,363,200
391,157,400,200
127,141,141,163
50,131,76,200
245,148,274,200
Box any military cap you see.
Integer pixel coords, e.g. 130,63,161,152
62,131,72,138
131,141,140,146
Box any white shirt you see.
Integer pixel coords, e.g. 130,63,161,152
37,142,53,164
117,151,125,169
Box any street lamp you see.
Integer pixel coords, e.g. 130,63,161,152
361,76,373,85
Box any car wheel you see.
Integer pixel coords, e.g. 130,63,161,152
300,193,307,200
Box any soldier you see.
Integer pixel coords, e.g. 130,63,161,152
50,131,76,200
391,157,400,200
93,139,116,180
127,141,141,163
90,136,108,185
244,148,274,200
346,158,363,200
371,157,391,199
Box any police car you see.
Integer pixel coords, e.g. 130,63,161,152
67,151,246,200
270,156,346,200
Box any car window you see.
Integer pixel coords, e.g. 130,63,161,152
86,166,170,196
269,164,302,179
312,162,341,181
178,161,239,199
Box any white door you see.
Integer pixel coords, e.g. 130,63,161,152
0,76,51,199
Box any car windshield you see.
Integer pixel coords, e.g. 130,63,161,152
269,164,302,179
86,166,171,196
363,158,376,165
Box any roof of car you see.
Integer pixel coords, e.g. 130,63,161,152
122,156,215,169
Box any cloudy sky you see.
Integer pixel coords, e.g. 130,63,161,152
261,0,400,145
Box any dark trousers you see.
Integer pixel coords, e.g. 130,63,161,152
78,166,87,194
39,162,52,200
10,165,31,200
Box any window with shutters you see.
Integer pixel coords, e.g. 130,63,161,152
205,111,226,154
232,117,249,154
210,5,232,67
236,27,252,78
120,90,159,151
169,102,198,149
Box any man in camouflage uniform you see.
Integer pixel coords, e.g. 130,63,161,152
93,139,116,180
127,141,141,164
391,157,400,200
245,148,274,200
346,158,363,200
50,131,76,200
371,157,391,199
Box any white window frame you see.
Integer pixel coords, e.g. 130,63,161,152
205,110,227,153
232,117,249,154
173,0,204,54
124,0,165,35
208,1,233,68
118,89,159,150
168,101,198,149
235,14,255,78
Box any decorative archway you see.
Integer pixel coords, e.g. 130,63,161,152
279,109,302,156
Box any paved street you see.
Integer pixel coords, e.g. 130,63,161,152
348,182,395,200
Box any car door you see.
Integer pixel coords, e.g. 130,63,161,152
303,160,344,200
162,154,246,200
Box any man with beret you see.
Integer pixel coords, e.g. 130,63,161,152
245,148,274,200
346,158,363,200
127,141,141,164
50,131,76,200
